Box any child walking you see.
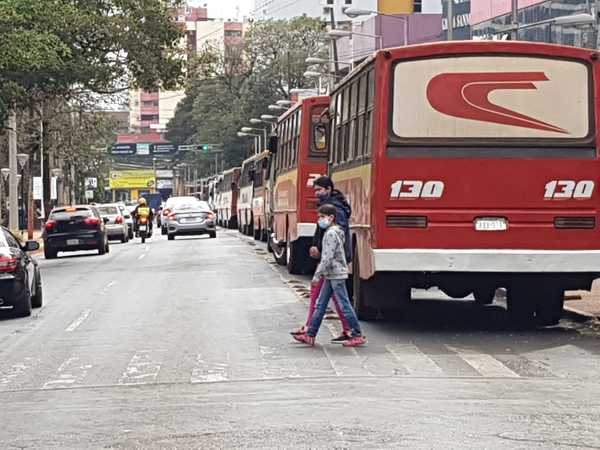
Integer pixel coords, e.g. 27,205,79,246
294,204,366,348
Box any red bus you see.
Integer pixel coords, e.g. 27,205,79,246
268,96,330,274
328,41,600,326
216,167,240,229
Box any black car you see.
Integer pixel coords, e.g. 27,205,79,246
0,227,42,317
43,206,110,259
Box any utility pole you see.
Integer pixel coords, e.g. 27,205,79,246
329,6,339,92
511,0,519,40
447,0,454,40
8,109,18,231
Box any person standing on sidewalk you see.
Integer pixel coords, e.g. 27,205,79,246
290,176,353,343
294,204,366,348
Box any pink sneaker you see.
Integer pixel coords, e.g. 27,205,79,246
343,336,367,347
293,333,315,346
290,326,307,336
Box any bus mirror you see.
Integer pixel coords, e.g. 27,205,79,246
267,135,278,153
313,123,328,152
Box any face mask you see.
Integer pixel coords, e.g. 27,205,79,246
316,191,329,200
318,218,331,229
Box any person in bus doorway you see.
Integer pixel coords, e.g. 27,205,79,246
293,204,366,347
291,176,353,343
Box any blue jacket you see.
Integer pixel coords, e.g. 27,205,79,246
313,189,352,262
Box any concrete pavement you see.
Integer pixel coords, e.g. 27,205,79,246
0,229,599,448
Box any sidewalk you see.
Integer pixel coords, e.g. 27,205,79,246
565,280,600,319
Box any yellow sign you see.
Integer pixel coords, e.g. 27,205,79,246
109,170,156,189
378,0,412,14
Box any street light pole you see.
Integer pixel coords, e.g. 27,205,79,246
17,153,29,231
511,0,519,40
7,110,18,232
447,0,454,40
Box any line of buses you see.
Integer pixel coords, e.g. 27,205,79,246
194,41,600,327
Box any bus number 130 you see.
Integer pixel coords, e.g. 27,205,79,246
390,180,445,199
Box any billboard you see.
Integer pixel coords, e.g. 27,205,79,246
109,170,156,189
442,0,471,40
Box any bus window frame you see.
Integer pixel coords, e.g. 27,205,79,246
387,54,597,151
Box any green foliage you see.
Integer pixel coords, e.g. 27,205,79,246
166,17,327,175
0,0,185,119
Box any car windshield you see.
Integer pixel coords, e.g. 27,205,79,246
51,208,91,220
97,206,119,216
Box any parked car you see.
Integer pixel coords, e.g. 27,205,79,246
166,201,216,240
116,202,134,239
161,196,203,235
97,204,129,243
0,227,42,317
43,205,109,259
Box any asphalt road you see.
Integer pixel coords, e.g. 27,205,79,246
0,229,600,449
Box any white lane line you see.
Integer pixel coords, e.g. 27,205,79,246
386,343,444,377
454,352,520,378
190,354,230,383
42,356,92,389
65,309,91,332
106,281,116,288
137,253,146,261
119,351,161,385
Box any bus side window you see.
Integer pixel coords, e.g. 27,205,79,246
313,122,328,152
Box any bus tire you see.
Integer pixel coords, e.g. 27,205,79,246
473,287,496,305
535,287,564,327
272,237,287,265
287,238,311,275
507,284,535,329
351,255,378,321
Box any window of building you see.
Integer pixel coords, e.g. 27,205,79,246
413,0,422,13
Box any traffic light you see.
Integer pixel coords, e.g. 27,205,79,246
198,144,210,153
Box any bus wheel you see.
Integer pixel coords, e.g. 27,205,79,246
507,285,535,329
535,287,564,327
351,255,378,321
272,237,287,265
473,287,496,305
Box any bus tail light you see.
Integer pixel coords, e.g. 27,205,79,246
554,217,595,229
386,216,428,228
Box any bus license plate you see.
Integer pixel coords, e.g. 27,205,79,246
67,239,80,246
475,218,507,231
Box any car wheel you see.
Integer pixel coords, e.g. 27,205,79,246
105,241,110,253
128,228,134,239
98,240,106,255
168,234,175,241
121,233,128,243
14,282,32,317
44,247,57,260
31,271,43,308
209,231,216,239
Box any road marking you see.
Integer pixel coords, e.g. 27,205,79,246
137,253,146,261
190,354,230,383
119,351,161,385
386,343,444,377
0,358,35,388
65,309,91,332
452,350,520,378
106,281,116,288
42,356,92,389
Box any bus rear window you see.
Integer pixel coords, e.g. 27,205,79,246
391,56,592,145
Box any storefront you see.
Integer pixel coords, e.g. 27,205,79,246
471,0,596,48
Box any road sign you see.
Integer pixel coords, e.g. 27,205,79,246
85,190,94,200
137,143,150,156
177,144,196,152
85,177,98,189
152,143,177,155
33,177,43,200
111,143,136,155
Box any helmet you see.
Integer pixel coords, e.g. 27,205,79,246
138,198,147,206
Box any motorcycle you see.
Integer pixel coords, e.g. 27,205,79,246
136,217,151,244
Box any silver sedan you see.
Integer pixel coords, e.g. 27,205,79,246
166,205,217,240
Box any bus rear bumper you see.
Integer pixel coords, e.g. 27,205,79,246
373,249,600,273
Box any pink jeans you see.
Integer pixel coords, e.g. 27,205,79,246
305,278,351,334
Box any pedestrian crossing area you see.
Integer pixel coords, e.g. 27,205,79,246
1,339,598,392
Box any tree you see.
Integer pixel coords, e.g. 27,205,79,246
166,17,327,175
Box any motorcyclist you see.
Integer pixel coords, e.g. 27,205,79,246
132,197,154,236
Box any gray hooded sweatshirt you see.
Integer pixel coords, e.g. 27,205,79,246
313,224,348,281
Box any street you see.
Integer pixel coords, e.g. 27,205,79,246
0,230,598,448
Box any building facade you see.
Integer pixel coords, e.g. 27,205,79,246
128,6,244,135
252,0,430,21
470,0,596,48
